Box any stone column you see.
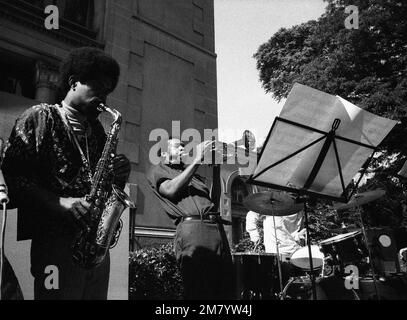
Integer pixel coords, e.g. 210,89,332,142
35,60,59,104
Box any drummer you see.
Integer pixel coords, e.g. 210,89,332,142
246,210,306,282
246,211,306,255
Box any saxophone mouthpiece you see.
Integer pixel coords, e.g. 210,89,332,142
97,103,107,112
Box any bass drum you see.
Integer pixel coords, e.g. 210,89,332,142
280,276,326,300
232,252,279,300
281,275,360,300
356,275,407,300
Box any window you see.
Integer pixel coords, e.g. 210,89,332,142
60,0,94,29
231,178,249,205
231,178,250,245
20,0,94,29
0,50,35,99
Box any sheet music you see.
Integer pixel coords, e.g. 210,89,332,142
253,83,398,199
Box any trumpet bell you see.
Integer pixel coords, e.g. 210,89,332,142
243,130,256,151
211,130,256,163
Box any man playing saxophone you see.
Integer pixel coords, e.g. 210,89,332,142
1,47,131,300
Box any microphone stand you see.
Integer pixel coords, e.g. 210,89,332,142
0,138,9,300
0,201,8,300
272,215,284,298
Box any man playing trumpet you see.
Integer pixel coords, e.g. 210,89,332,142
148,137,234,300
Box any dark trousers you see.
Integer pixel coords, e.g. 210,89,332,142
30,234,110,300
1,256,24,300
174,220,234,300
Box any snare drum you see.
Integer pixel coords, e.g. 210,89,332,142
319,231,368,265
290,245,324,271
232,252,279,300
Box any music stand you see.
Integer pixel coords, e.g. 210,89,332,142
246,83,397,299
247,117,378,300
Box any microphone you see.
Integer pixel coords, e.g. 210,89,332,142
0,138,9,204
0,170,9,205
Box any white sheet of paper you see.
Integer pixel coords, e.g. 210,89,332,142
253,83,398,199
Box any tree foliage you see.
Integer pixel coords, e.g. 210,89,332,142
255,0,406,120
253,0,407,231
129,243,183,300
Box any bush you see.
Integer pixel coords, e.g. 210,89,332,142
129,242,183,300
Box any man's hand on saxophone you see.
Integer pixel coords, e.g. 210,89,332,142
59,197,92,230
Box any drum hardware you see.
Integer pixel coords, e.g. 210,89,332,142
272,214,284,295
332,189,386,211
243,191,303,217
332,189,386,300
321,256,337,278
300,196,318,300
290,245,324,271
319,231,368,265
232,252,279,300
280,276,311,300
0,138,10,300
243,190,304,299
289,245,326,300
366,228,401,275
280,275,327,300
356,208,381,299
355,275,407,300
242,186,398,299
329,224,360,234
283,273,407,300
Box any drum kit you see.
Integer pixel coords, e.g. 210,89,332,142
234,189,407,300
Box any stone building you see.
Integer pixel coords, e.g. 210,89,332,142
0,0,258,299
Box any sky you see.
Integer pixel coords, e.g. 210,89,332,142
214,0,327,146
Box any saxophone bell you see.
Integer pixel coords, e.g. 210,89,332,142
112,184,136,209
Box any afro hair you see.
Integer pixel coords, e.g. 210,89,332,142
59,47,120,97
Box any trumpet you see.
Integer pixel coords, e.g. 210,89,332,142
212,130,256,163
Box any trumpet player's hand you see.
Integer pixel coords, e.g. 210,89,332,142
59,197,91,230
192,140,223,165
111,153,131,188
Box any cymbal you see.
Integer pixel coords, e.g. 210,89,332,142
328,226,360,233
333,189,386,211
243,191,303,216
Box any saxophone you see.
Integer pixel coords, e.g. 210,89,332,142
72,103,135,269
